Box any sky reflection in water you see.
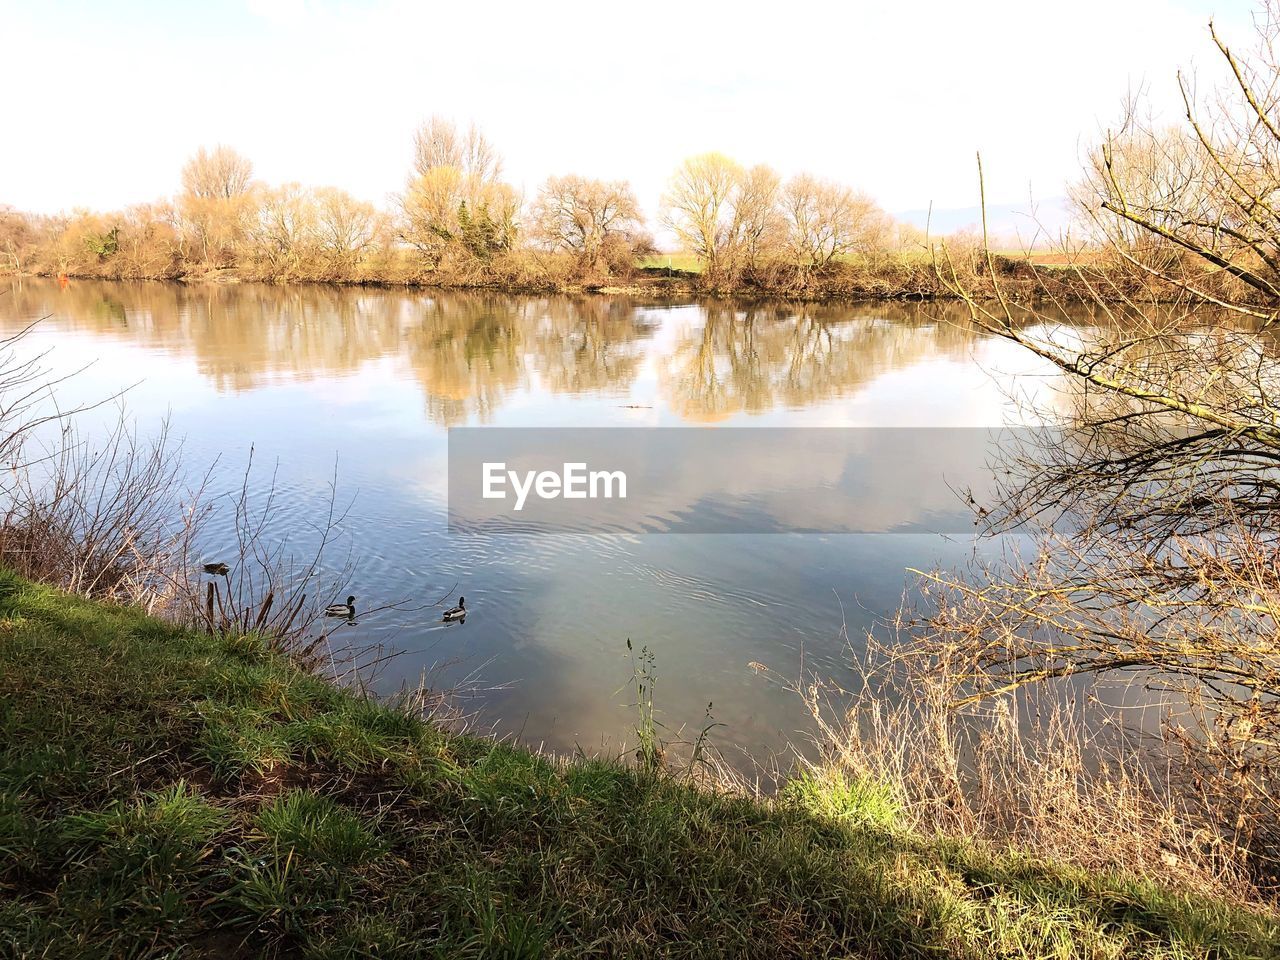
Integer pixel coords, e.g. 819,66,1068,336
2,278,1068,764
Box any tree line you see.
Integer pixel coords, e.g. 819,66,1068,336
0,121,959,295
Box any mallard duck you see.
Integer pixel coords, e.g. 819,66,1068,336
202,562,230,576
442,596,466,621
325,596,356,619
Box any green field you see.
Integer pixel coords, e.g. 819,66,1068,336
1,570,1274,957
636,253,705,274
634,249,1088,276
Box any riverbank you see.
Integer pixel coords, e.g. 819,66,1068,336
2,249,1128,305
1,569,1274,957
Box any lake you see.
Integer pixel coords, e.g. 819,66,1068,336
1,278,1063,768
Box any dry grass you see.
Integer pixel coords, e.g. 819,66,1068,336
754,629,1262,905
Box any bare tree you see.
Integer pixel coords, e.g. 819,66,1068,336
1071,123,1202,279
178,146,256,266
400,169,518,267
662,156,894,283
313,187,378,264
1073,7,1280,319
0,206,37,273
412,116,503,183
400,119,516,267
244,183,318,276
117,201,181,278
781,174,890,275
529,175,643,271
913,8,1280,880
729,164,784,275
661,153,742,279
180,145,254,201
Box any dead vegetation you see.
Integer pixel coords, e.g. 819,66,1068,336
0,120,1071,300
0,317,434,688
816,5,1280,900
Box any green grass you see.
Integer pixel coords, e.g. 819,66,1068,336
636,253,705,275
782,768,902,830
0,569,1274,958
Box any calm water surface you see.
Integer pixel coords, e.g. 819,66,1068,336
2,278,1064,764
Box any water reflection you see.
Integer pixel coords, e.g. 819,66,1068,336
660,302,987,421
1,277,1071,764
4,279,1068,422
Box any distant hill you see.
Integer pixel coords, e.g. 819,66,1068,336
896,197,1074,250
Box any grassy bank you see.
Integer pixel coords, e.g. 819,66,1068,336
3,258,1113,309
1,570,1274,958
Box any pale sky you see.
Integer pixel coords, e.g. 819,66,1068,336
0,0,1262,234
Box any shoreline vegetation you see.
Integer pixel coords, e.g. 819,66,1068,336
0,255,1105,305
0,198,1199,307
0,118,1205,306
1,570,1275,957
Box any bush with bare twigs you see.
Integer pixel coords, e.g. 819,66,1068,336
866,5,1280,897
756,631,1260,902
0,316,390,674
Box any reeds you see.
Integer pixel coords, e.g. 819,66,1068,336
751,617,1267,904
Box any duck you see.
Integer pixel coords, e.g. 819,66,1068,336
442,596,466,622
202,562,230,576
325,595,356,619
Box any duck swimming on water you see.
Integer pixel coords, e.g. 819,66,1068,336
442,596,466,622
202,562,230,576
325,596,356,619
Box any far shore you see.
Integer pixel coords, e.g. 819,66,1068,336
2,256,1137,307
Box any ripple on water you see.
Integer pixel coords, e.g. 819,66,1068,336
1,278,1048,763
